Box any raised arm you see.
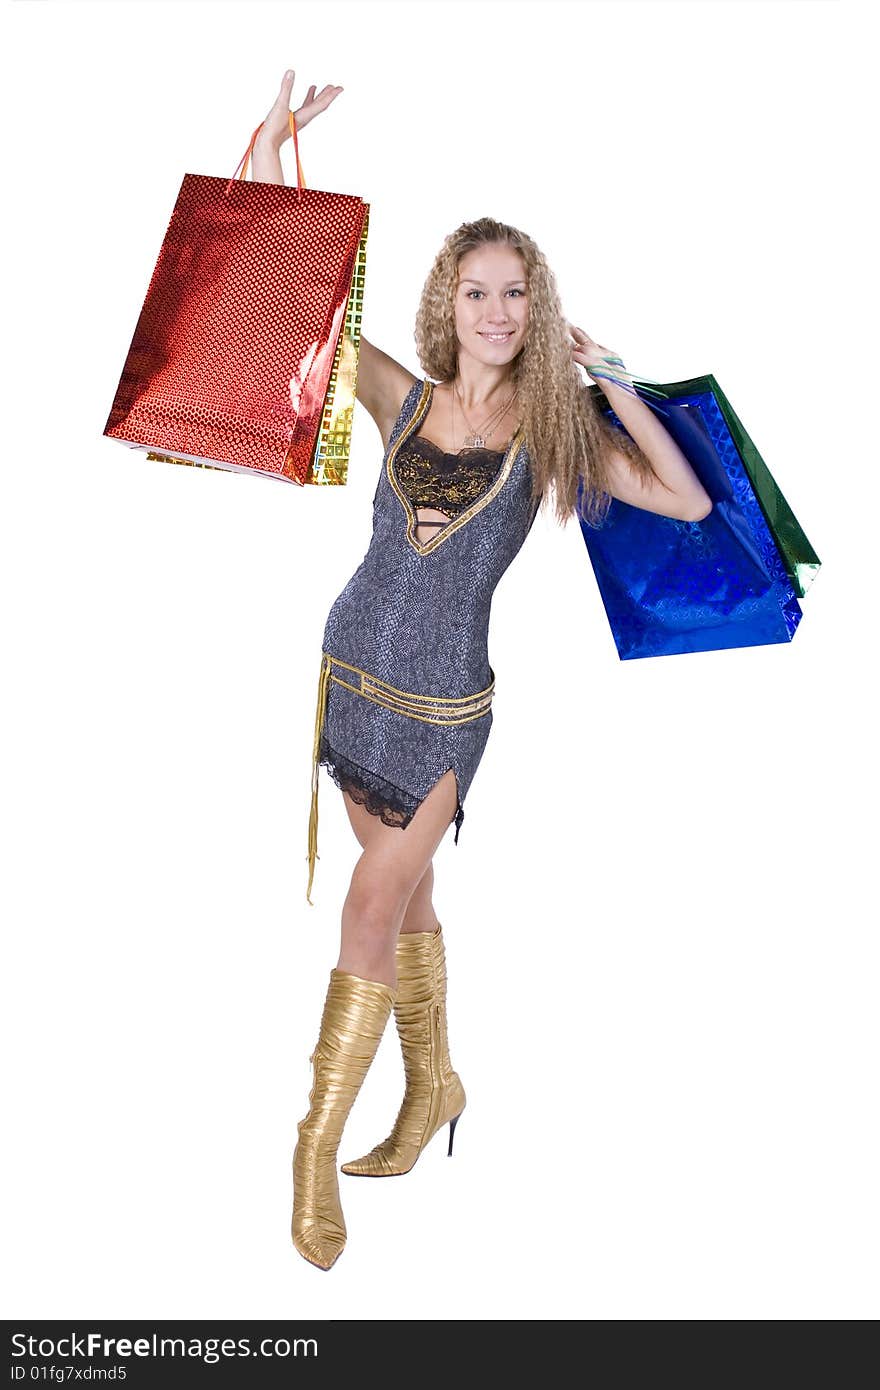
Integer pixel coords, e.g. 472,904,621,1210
355,338,419,450
252,70,418,449
569,323,714,522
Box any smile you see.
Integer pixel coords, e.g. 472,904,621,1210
479,332,514,342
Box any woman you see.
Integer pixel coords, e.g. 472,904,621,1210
255,70,713,1271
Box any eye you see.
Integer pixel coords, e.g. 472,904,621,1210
465,289,525,299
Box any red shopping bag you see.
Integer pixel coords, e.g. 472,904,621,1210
104,113,369,486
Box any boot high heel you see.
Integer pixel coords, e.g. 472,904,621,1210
340,924,465,1179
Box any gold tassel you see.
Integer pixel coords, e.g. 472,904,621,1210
306,653,332,906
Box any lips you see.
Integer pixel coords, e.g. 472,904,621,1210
479,332,514,341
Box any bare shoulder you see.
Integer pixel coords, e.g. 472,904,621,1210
356,336,420,449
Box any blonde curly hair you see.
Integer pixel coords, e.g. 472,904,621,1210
413,217,661,528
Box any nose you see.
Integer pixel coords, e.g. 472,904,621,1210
484,301,514,325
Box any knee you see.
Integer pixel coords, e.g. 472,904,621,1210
343,861,411,946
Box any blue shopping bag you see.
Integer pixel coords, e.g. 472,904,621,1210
579,374,821,660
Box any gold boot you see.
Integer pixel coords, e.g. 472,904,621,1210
340,924,466,1178
292,968,396,1269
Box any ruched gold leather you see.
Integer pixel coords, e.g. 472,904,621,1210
291,969,396,1269
340,925,465,1177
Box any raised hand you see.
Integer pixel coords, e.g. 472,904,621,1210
257,68,344,149
567,322,621,373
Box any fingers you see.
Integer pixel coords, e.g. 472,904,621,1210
568,322,610,357
272,69,294,112
293,82,344,114
301,85,344,117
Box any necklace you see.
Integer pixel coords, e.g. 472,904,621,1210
451,378,518,451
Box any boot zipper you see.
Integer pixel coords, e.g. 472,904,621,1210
430,1003,442,1091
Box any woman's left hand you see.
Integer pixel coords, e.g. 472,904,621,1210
567,322,621,373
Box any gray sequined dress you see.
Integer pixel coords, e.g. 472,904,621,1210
308,376,540,894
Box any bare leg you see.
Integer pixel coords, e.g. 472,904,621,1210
341,798,443,937
399,862,441,935
335,779,463,1181
336,770,458,987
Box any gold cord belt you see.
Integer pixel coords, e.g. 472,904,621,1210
306,650,495,905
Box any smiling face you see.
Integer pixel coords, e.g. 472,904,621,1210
453,242,529,371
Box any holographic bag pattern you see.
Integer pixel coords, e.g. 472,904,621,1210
104,113,368,486
579,375,821,659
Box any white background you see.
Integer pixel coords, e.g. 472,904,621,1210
2,0,877,1321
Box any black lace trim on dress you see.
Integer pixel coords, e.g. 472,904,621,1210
395,436,507,517
319,735,465,844
320,735,417,829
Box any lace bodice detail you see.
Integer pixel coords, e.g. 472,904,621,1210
394,435,507,518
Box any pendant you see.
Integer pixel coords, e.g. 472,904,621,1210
465,434,485,448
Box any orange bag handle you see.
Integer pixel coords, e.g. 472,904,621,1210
226,111,307,199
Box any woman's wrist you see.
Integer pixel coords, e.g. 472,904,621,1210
586,357,632,390
251,133,286,185
254,129,287,152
